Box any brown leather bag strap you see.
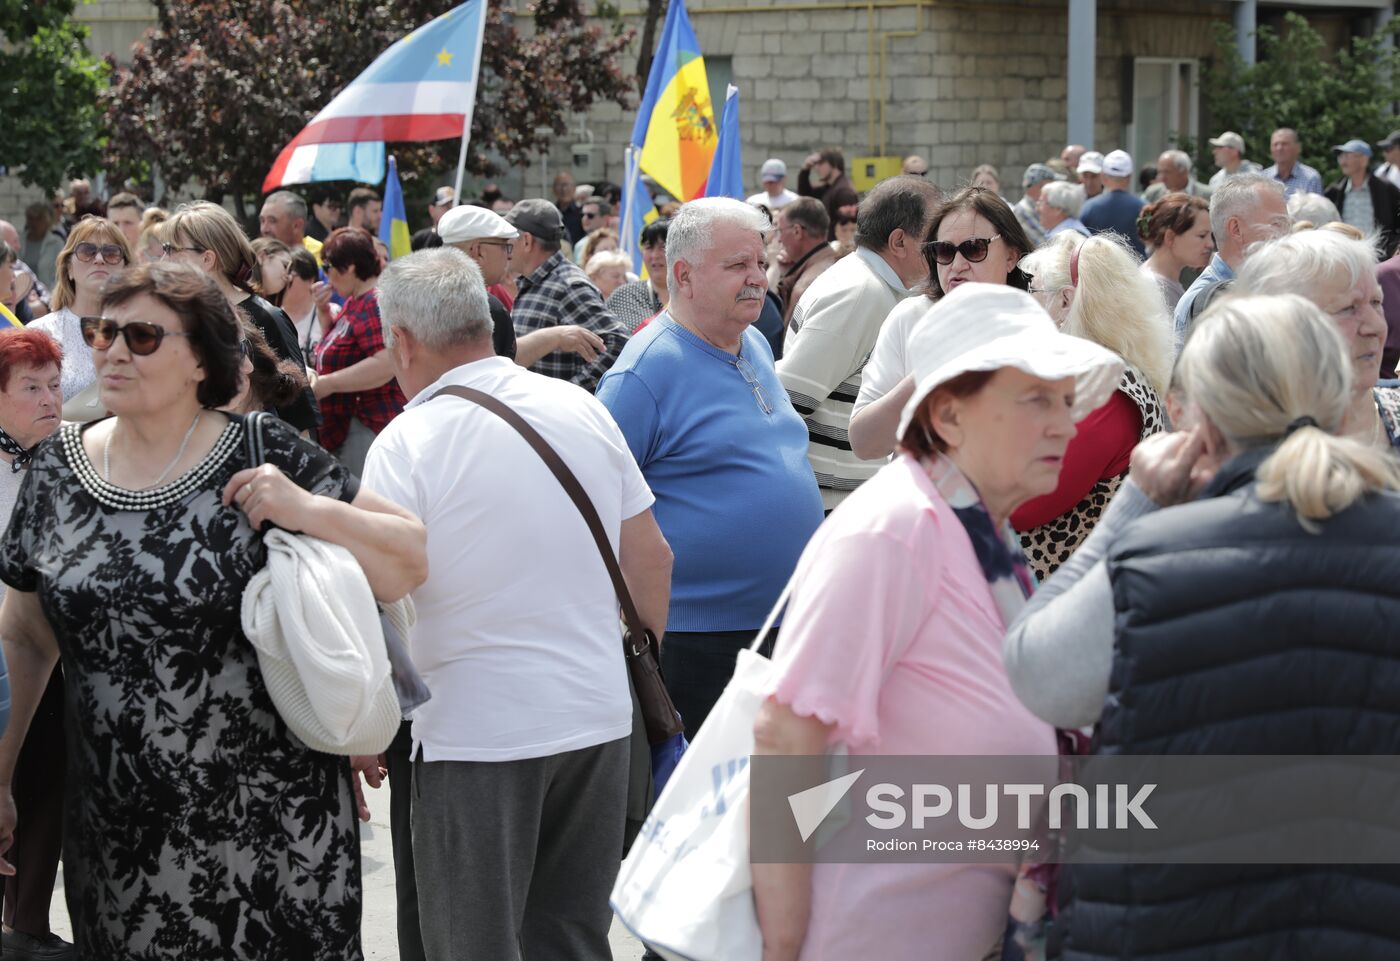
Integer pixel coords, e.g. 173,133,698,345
431,385,650,644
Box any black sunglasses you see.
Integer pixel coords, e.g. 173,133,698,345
924,234,1002,266
73,242,126,266
80,317,194,356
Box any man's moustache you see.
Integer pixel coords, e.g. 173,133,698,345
736,287,764,301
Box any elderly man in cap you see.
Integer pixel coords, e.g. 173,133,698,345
1014,163,1060,246
597,198,824,741
1080,149,1147,257
1076,151,1105,201
427,186,456,227
365,246,672,961
1377,130,1400,190
1144,150,1213,203
1326,139,1400,257
746,158,798,213
504,199,628,392
1208,131,1263,188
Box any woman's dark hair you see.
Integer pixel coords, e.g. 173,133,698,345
239,319,309,409
1138,191,1209,247
898,370,998,457
322,227,380,281
639,218,671,248
286,246,320,284
1138,165,1159,194
411,228,443,251
100,262,243,408
922,187,1033,300
834,210,859,227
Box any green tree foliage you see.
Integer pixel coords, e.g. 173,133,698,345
0,1,109,193
100,1,635,217
1204,13,1400,179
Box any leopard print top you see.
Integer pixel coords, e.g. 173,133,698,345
1375,386,1400,451
1018,366,1167,583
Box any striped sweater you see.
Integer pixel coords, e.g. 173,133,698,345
777,247,913,510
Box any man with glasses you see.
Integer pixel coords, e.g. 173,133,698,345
596,198,823,741
503,199,627,392
572,199,612,266
778,175,940,512
773,198,836,328
307,190,341,241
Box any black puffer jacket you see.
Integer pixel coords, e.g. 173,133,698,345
1056,449,1400,961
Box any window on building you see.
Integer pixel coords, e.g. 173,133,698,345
707,56,733,126
1127,58,1200,169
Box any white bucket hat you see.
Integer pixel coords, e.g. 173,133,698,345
897,283,1126,442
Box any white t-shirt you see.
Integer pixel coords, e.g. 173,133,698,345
361,356,654,763
747,187,799,211
853,295,931,416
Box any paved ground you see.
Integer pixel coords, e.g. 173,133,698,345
43,776,646,959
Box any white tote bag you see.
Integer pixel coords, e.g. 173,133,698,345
610,584,794,961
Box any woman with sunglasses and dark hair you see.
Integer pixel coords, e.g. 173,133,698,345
162,202,320,438
0,261,426,961
849,187,1033,459
29,217,132,411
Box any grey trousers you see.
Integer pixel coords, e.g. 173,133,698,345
412,736,630,961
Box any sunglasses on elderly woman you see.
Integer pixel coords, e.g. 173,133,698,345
79,317,194,356
924,234,1002,266
73,242,126,266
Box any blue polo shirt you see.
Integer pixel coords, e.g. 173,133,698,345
596,313,824,632
1080,188,1147,258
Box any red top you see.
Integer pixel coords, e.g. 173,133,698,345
486,283,515,312
1011,390,1142,531
312,288,406,451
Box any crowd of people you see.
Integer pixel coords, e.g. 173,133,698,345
0,119,1396,961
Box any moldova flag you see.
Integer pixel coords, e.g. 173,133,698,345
380,156,411,260
633,0,717,203
263,0,488,193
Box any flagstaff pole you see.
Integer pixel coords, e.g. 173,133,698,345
452,111,470,208
622,145,636,262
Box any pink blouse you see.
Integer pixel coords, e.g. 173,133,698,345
766,454,1057,961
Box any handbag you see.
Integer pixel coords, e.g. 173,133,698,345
609,581,792,961
238,411,413,755
430,387,686,764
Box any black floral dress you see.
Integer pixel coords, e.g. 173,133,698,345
0,413,364,960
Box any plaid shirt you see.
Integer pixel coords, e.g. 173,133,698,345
312,288,405,451
512,252,628,392
1263,161,1324,198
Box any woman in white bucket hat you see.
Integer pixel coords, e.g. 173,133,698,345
751,282,1123,961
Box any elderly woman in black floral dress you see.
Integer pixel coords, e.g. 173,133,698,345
0,262,427,960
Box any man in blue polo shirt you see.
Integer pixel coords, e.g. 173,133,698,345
596,198,824,740
1080,149,1147,258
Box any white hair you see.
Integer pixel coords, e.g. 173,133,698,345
377,247,492,349
1182,293,1400,524
1158,149,1192,174
585,250,631,278
1209,173,1285,241
264,190,307,221
1286,192,1341,227
1021,231,1173,397
1040,181,1083,218
666,197,769,272
1233,228,1377,304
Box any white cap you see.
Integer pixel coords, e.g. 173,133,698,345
897,284,1125,442
1102,149,1134,178
760,158,787,182
1077,151,1105,175
436,205,519,245
1209,131,1246,152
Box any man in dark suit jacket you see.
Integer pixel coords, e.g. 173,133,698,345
798,147,860,240
1324,138,1400,257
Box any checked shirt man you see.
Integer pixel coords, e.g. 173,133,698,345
505,199,628,392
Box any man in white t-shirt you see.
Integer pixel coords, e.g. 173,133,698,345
361,246,673,961
746,158,799,212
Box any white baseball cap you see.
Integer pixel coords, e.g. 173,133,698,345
1077,151,1105,175
1102,150,1134,178
437,205,519,245
897,284,1125,442
760,158,787,182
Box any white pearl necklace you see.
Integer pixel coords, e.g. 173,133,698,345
64,421,243,511
104,413,202,489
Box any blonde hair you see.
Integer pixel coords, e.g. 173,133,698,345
51,216,133,310
1020,231,1173,396
163,201,256,289
1179,293,1400,525
140,207,169,231
584,249,630,278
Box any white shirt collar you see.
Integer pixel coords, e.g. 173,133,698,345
854,245,910,295
403,356,515,410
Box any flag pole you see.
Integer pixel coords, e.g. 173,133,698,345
622,144,636,263
452,111,470,209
